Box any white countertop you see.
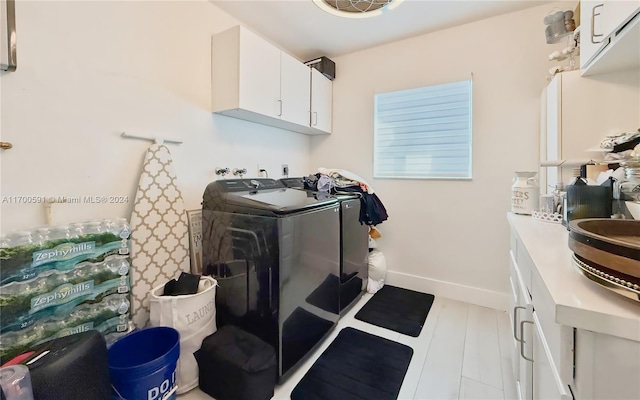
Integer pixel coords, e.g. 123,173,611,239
507,213,640,342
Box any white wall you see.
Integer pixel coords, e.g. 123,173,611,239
0,1,310,233
310,3,570,308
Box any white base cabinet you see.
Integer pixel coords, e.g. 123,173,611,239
574,330,640,399
508,214,640,400
510,240,571,400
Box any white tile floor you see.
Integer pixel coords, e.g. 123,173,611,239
179,292,518,400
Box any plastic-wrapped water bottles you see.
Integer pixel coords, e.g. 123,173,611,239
6,232,34,247
69,222,85,239
0,218,132,365
33,228,50,247
82,221,103,235
48,225,70,241
113,218,131,239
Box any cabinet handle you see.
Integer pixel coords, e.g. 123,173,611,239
591,4,604,44
513,306,526,343
313,111,318,126
519,320,534,362
277,100,282,117
0,0,16,72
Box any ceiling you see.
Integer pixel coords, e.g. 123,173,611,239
211,0,554,61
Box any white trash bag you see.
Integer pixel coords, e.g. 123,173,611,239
149,275,217,394
367,249,387,294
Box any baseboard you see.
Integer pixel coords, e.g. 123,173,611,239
385,270,510,312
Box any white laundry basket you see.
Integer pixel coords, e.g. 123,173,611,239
149,275,217,394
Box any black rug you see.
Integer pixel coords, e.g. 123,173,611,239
291,327,413,400
355,285,434,337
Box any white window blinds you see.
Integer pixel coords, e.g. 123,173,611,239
374,79,472,179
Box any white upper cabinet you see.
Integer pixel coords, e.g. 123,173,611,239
542,69,640,188
310,68,332,134
605,0,640,37
280,52,311,127
581,0,640,75
580,1,609,70
212,25,332,135
212,26,278,117
237,27,281,118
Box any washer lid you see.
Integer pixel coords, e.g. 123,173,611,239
238,188,338,214
203,179,338,215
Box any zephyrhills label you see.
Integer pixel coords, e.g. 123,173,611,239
30,281,94,313
32,241,96,267
55,322,94,338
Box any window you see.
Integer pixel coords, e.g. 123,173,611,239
373,79,472,179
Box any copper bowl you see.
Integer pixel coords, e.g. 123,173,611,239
568,218,640,279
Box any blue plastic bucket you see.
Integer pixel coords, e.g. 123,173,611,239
108,327,180,400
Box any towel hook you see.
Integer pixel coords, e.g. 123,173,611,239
0,142,13,150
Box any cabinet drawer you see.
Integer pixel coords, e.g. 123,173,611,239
532,312,572,400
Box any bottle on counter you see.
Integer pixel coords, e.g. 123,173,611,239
511,171,539,215
552,182,566,215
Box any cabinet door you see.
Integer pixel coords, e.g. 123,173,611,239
509,253,520,382
574,329,640,399
531,313,572,400
548,68,640,185
605,0,640,37
545,74,561,192
580,1,610,69
511,252,533,400
280,52,311,126
311,68,333,133
238,27,281,118
516,289,533,400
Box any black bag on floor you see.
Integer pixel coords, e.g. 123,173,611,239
195,325,276,400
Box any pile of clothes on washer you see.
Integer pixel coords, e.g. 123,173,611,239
302,168,388,227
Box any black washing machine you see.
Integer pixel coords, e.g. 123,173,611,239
280,177,369,315
202,178,340,381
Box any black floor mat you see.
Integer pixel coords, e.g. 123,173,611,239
291,327,413,400
355,285,434,337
